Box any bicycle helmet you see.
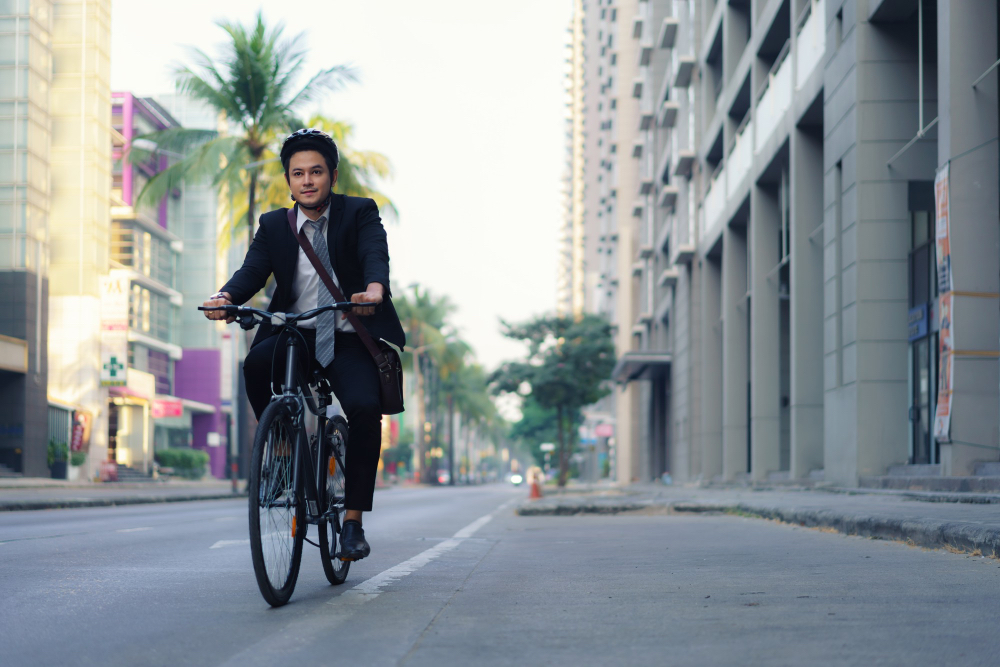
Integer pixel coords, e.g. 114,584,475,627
280,128,340,210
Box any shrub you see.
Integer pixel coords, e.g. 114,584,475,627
47,439,68,467
70,450,87,467
155,447,210,479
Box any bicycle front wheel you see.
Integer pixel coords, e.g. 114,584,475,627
318,416,350,585
248,401,305,607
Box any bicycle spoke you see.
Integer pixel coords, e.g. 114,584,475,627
258,419,295,590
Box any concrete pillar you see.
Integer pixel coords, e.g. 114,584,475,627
790,126,825,479
722,227,749,479
687,262,703,481
749,185,782,481
700,256,723,480
936,0,1000,473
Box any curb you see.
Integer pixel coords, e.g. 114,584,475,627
717,502,1000,559
0,492,246,512
516,499,1000,558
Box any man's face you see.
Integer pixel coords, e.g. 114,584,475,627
286,150,338,208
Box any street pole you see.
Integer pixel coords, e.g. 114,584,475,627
447,395,455,485
412,346,424,483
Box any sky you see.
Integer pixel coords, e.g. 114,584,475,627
110,0,573,372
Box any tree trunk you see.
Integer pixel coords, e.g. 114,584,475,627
447,395,455,485
556,404,568,487
414,348,424,482
247,169,258,251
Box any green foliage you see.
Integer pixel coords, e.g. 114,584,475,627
491,314,615,486
491,314,615,410
47,440,68,467
70,450,87,467
394,284,502,473
381,442,413,466
155,448,210,479
510,396,581,467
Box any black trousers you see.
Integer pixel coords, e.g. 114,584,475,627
244,329,382,512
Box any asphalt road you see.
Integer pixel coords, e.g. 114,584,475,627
2,485,1000,666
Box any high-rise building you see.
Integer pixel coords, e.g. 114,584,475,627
45,0,113,482
577,0,998,486
0,1,53,476
558,0,588,319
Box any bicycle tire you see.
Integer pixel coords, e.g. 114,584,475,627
318,416,350,585
248,401,305,607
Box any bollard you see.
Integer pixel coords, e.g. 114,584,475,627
528,466,543,499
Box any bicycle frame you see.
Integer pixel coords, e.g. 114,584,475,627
276,328,346,531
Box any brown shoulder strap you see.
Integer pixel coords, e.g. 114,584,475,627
286,207,388,367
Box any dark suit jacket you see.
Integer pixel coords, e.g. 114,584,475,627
220,194,406,351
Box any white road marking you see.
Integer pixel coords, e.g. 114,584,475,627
335,499,512,605
210,539,250,549
116,527,151,533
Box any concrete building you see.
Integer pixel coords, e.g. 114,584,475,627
558,0,588,320
109,92,233,479
0,0,52,476
157,92,233,480
579,0,998,486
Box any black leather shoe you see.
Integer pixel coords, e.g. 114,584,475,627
338,520,371,561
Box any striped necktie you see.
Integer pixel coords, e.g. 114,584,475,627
306,217,336,367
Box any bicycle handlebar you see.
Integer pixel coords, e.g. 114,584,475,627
198,302,376,330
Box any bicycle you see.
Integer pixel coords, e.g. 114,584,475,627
199,301,369,607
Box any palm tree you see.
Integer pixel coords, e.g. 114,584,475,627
132,11,356,250
393,285,456,481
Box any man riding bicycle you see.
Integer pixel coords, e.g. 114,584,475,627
202,128,405,561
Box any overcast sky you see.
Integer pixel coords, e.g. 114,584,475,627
111,0,572,371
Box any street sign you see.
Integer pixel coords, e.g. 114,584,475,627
540,443,555,452
152,398,183,419
99,271,129,387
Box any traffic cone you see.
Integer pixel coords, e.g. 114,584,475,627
530,479,543,499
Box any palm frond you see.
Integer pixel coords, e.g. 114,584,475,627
285,64,359,109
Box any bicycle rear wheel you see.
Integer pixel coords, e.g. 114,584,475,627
248,401,305,607
318,416,350,585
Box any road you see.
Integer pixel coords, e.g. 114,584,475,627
2,485,1000,666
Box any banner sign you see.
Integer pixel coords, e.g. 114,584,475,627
70,410,92,453
907,304,928,342
99,271,130,387
933,162,953,442
595,423,614,438
152,398,183,419
934,164,952,294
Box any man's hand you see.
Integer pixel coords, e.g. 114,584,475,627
348,283,384,318
203,292,235,323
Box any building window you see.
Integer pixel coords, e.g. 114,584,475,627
908,187,938,465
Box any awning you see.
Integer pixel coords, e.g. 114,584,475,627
612,351,671,384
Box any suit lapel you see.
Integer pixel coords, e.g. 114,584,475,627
282,207,300,304
326,194,345,278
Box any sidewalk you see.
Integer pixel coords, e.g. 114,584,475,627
516,483,1000,558
0,477,244,511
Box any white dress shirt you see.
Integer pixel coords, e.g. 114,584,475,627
288,204,355,332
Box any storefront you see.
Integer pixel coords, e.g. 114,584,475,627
107,368,156,473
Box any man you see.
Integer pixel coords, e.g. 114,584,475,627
203,128,405,561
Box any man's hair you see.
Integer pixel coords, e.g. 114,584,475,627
280,134,340,176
